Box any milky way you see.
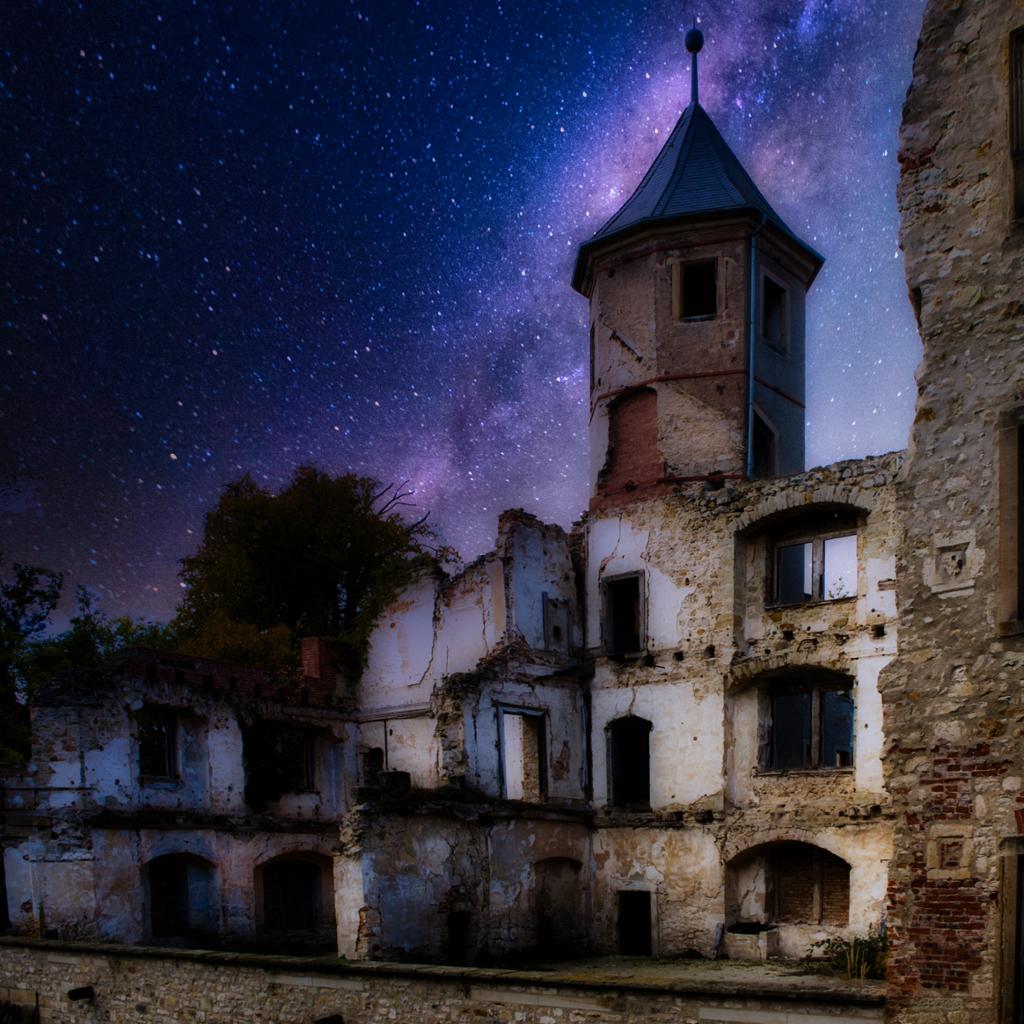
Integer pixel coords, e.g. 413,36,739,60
2,0,926,622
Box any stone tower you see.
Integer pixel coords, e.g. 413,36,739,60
572,31,823,512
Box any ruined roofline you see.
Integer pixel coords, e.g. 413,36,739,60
28,640,346,710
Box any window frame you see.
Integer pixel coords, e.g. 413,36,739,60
136,706,180,783
601,571,645,656
998,407,1024,634
761,271,790,353
1011,26,1024,222
496,705,548,802
761,675,855,774
275,726,317,794
767,527,858,607
672,258,718,322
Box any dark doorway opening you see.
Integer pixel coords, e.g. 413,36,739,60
446,910,472,965
617,890,652,955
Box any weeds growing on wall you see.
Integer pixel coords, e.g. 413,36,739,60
808,926,887,980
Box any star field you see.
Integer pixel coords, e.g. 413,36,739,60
2,0,926,622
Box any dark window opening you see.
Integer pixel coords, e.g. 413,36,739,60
762,276,788,351
769,845,849,925
1013,28,1024,221
773,531,856,604
1014,854,1024,1024
445,910,472,964
276,728,316,793
147,854,214,938
751,412,776,479
500,710,546,801
617,891,652,955
604,574,642,655
137,708,178,780
1018,425,1024,619
680,260,717,320
543,593,570,652
361,746,384,786
766,677,854,771
262,859,322,933
608,716,652,809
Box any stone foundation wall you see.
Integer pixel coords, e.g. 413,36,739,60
0,939,884,1024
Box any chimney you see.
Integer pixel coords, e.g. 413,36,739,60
301,637,347,697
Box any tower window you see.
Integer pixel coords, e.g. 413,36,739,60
1012,27,1024,221
751,411,777,479
762,275,788,352
603,573,643,655
675,259,717,320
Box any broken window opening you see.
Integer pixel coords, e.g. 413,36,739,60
499,709,547,802
1012,27,1024,221
676,259,717,320
762,275,788,352
137,707,178,780
146,854,215,939
603,573,643,656
361,746,385,787
276,728,316,793
751,411,777,479
617,890,652,955
259,855,331,936
543,593,570,652
773,531,857,605
608,715,652,809
764,675,854,771
769,844,850,926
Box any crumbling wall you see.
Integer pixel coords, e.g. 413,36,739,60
882,1,1024,1019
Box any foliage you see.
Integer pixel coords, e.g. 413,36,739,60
0,556,63,695
17,587,177,694
175,608,296,674
174,466,439,673
0,555,63,761
808,927,887,980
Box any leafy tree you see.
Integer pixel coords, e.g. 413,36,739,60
0,556,63,760
175,467,439,673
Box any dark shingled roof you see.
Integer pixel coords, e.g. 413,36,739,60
572,102,823,292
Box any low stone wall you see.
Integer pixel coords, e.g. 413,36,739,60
0,937,885,1024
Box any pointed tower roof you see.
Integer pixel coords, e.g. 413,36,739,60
572,99,824,294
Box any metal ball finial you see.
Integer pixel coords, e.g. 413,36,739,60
685,27,704,54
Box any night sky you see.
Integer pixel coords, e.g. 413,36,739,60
3,0,926,624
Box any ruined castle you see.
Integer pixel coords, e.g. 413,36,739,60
1,1,1023,1021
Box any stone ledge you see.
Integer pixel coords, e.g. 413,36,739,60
0,937,886,1006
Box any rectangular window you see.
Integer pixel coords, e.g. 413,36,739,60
1012,27,1024,221
277,728,316,793
499,709,546,801
767,683,853,771
603,574,643,655
751,411,778,479
998,410,1024,632
772,532,857,604
762,275,788,351
138,708,178,780
674,259,717,320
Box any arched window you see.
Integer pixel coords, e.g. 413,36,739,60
145,853,216,939
256,853,334,944
608,716,652,808
726,841,851,933
761,672,854,772
535,857,586,956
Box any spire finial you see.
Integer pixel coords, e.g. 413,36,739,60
685,23,704,106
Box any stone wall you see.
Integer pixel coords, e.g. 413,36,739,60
882,0,1024,1020
0,938,885,1024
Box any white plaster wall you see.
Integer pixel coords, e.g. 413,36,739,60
590,682,723,810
